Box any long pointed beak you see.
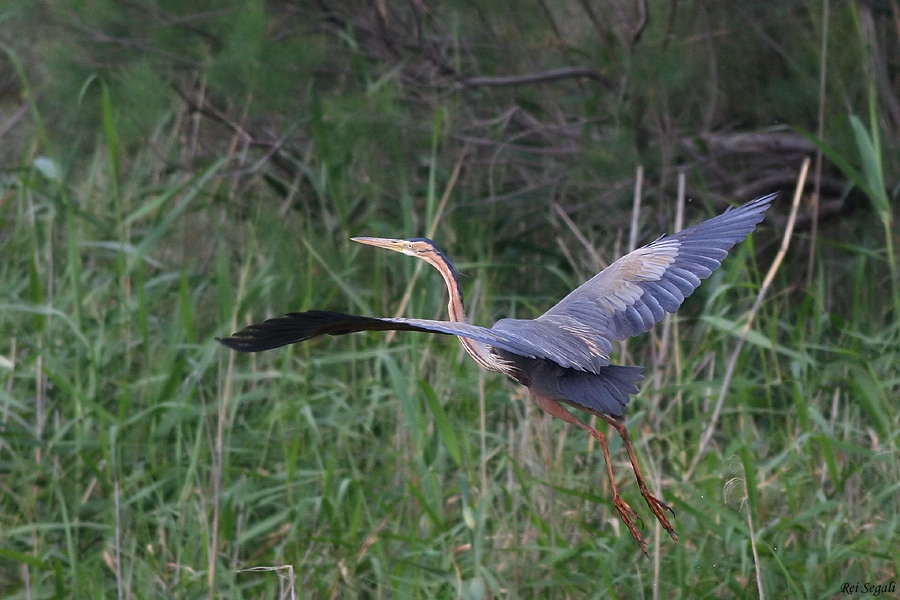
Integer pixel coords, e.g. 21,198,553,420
351,237,406,252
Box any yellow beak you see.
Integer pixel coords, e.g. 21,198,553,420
351,237,407,252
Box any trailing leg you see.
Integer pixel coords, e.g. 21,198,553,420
530,392,652,554
597,413,678,542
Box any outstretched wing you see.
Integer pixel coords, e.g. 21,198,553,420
219,309,550,361
493,193,775,368
219,310,625,375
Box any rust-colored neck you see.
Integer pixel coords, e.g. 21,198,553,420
421,250,497,371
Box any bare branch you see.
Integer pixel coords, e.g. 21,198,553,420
460,67,613,89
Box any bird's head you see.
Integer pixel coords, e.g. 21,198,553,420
351,236,461,284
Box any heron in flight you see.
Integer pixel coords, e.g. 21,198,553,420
219,193,775,553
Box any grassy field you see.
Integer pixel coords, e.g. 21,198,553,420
2,2,899,599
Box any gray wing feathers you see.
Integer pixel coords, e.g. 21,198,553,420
219,309,574,366
535,193,774,345
492,316,613,372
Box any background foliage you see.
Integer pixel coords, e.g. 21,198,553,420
1,1,898,598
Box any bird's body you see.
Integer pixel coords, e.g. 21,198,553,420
220,193,775,553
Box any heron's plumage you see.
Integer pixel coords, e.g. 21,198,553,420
221,194,773,389
219,193,775,553
220,193,773,417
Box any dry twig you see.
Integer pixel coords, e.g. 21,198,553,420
687,157,809,478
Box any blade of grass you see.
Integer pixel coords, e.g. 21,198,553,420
420,379,462,468
740,443,765,600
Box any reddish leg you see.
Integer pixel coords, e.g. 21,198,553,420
596,412,678,543
531,392,653,554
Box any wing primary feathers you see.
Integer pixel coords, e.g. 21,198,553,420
533,193,775,350
216,310,440,352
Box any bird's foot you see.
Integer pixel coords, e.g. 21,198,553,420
641,488,678,542
612,495,649,556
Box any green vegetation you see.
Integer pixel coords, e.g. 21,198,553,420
1,1,898,598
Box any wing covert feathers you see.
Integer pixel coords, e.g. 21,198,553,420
533,193,774,347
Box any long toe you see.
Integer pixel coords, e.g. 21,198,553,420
612,496,649,556
643,492,678,542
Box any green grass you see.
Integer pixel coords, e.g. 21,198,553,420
2,111,898,599
2,2,899,598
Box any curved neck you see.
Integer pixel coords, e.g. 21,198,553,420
425,252,468,324
425,253,497,371
443,274,468,324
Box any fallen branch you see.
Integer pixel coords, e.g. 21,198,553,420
461,67,613,89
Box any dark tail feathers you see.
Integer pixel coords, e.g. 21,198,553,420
556,365,644,418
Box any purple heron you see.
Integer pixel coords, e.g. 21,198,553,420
219,193,775,553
